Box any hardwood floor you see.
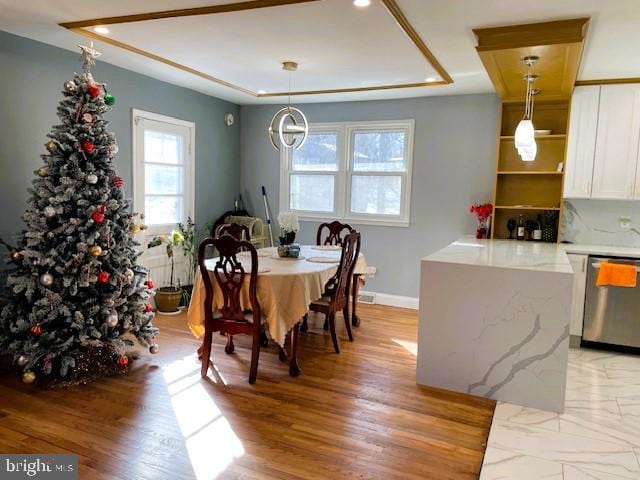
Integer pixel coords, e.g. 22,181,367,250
0,304,495,479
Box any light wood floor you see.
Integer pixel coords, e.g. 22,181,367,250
0,304,495,480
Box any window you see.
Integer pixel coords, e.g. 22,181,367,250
280,120,414,226
132,110,195,232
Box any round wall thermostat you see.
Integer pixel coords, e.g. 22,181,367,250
224,113,234,126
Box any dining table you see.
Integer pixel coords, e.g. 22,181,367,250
187,244,368,372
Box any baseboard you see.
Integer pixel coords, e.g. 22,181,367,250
360,290,419,310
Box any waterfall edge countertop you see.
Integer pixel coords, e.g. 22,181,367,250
423,237,574,274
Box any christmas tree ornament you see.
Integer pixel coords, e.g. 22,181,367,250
117,355,129,368
97,204,107,213
86,83,101,98
17,355,29,366
22,371,36,384
145,279,155,289
91,211,105,223
149,343,160,354
30,324,43,337
104,93,116,106
86,173,98,185
44,206,56,218
97,271,110,284
112,176,124,188
144,304,153,313
45,140,57,152
10,250,24,264
124,268,134,283
39,272,54,287
130,224,141,234
81,140,95,154
37,167,49,177
89,245,102,257
106,312,118,327
107,144,119,157
63,80,77,93
82,113,94,124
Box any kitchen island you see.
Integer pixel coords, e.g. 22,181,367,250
416,237,574,412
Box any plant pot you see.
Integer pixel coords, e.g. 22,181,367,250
155,286,183,313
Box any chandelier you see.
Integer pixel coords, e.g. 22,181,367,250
268,61,308,151
514,56,540,162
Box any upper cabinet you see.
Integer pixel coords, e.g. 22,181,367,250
564,86,600,198
564,84,640,200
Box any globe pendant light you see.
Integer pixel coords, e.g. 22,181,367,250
269,62,308,151
515,56,539,162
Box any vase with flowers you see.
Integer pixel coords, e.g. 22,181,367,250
469,203,493,239
277,211,300,257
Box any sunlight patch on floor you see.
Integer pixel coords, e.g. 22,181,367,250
164,355,245,479
392,338,418,356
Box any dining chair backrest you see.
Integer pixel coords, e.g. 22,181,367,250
333,231,361,306
316,221,354,246
197,235,260,326
219,223,251,242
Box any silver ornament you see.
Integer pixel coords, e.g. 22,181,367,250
124,268,134,283
107,144,119,157
44,206,56,218
86,173,98,185
106,312,118,328
17,355,29,366
37,167,49,177
39,273,54,287
149,343,160,354
64,80,77,93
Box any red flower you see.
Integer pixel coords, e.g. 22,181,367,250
81,140,95,154
470,203,493,220
86,83,101,98
97,271,110,284
91,211,105,223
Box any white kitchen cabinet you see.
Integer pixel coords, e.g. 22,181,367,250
564,86,600,198
592,84,640,199
567,253,588,337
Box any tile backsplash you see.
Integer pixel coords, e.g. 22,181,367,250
562,199,640,246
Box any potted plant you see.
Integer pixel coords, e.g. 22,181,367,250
277,211,300,257
176,217,197,307
147,230,185,313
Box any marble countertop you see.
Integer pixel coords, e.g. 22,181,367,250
423,237,573,274
562,242,640,259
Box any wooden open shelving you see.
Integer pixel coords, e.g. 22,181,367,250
474,18,588,242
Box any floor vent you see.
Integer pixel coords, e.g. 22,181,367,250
358,292,376,304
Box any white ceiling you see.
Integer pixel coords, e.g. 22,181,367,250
0,0,639,105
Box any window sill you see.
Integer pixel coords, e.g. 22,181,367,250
297,214,410,228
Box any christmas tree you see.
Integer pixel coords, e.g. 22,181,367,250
0,44,159,386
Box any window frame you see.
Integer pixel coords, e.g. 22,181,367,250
279,119,414,227
132,109,195,235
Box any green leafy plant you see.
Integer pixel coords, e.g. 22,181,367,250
147,230,185,288
176,216,196,286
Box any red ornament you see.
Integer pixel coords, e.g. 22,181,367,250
112,176,124,189
86,83,101,98
97,271,110,284
117,355,129,368
144,304,153,313
91,211,105,223
30,324,42,337
81,140,95,154
145,279,154,289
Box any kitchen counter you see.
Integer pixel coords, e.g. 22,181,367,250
562,242,640,259
417,237,573,413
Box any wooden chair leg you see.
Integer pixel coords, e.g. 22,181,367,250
260,331,269,347
300,314,309,333
289,322,301,377
224,334,235,354
352,274,361,327
323,315,329,331
249,333,261,384
343,306,353,342
328,312,340,354
200,327,213,378
278,345,288,362
197,342,203,360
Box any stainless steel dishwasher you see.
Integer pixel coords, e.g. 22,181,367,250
583,256,640,350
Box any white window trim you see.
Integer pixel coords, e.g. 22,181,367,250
131,108,196,234
279,119,414,227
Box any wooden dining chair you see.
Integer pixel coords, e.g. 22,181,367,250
316,220,353,246
198,235,264,384
219,222,251,242
303,231,361,353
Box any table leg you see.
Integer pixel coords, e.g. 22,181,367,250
352,274,361,327
289,322,301,377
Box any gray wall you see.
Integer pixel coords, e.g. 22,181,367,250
0,31,240,255
240,95,499,297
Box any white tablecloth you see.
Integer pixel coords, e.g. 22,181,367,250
187,246,367,346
